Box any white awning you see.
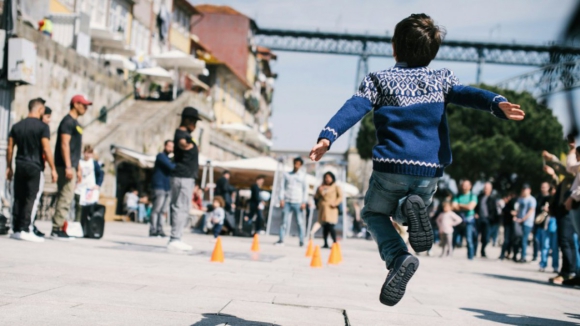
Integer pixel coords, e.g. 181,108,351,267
152,50,207,76
111,145,209,169
91,53,136,71
219,123,273,148
188,74,209,90
136,66,173,83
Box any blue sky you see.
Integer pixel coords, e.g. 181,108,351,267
192,0,577,151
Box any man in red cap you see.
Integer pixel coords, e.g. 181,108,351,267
51,95,91,240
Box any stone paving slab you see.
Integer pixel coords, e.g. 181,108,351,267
0,221,579,326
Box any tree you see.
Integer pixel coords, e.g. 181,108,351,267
356,112,377,160
445,84,567,192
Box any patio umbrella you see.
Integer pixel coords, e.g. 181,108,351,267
135,66,173,83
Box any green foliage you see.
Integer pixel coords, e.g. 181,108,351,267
356,112,377,160
445,84,567,192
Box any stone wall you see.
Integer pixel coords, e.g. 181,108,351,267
13,20,133,133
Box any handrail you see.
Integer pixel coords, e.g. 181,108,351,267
51,92,133,135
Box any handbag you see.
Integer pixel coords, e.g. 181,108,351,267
534,211,548,225
513,222,523,239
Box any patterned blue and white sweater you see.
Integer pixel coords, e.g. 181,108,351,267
318,62,508,178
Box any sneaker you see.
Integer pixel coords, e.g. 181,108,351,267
549,274,575,285
274,240,284,246
20,231,45,242
299,241,304,247
380,254,419,306
50,230,74,241
322,244,330,249
10,232,21,240
539,268,546,272
167,240,192,251
149,231,158,237
258,230,266,235
32,226,45,238
402,195,433,253
157,231,167,238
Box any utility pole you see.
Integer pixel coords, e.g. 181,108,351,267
0,0,16,199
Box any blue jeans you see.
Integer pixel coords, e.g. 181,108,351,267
539,218,559,269
279,203,305,243
361,171,438,269
575,233,580,271
521,224,533,260
465,220,478,259
489,223,499,245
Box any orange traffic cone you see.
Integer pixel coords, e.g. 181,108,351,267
336,242,343,263
210,237,225,263
310,245,323,268
305,239,314,257
251,234,260,252
328,243,340,265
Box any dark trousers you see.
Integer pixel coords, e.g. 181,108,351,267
532,224,541,260
557,214,577,276
248,205,264,233
12,164,41,232
322,222,337,247
500,223,514,258
213,224,223,238
477,218,490,256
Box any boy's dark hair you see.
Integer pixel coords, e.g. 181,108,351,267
256,175,266,181
392,13,445,67
44,106,52,115
164,140,173,146
28,97,45,112
293,157,304,165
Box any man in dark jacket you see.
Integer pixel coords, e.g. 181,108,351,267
475,182,500,258
150,140,175,237
215,171,236,213
247,175,266,234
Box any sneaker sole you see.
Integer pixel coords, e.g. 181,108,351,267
403,195,433,252
50,236,75,241
380,255,420,306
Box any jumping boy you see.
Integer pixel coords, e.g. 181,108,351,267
309,13,525,306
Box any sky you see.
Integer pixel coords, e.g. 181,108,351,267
192,0,578,152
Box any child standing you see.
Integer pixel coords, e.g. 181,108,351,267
309,13,524,306
436,201,463,257
207,196,226,238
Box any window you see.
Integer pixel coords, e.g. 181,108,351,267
109,0,129,36
172,7,190,33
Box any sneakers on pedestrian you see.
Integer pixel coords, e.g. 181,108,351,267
157,231,167,238
11,231,45,243
258,230,266,235
167,240,192,251
299,241,304,247
549,274,575,285
149,231,158,237
380,254,419,306
32,225,45,238
402,195,433,253
274,240,284,246
50,230,75,241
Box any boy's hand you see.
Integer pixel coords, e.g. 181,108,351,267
309,139,330,162
498,102,525,121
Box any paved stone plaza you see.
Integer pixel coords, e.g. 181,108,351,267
1,221,579,326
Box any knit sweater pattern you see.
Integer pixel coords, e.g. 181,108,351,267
317,63,508,178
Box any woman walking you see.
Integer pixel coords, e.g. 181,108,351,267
315,172,343,248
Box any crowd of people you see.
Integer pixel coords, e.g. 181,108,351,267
420,137,580,287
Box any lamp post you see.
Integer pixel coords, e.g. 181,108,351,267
0,0,16,199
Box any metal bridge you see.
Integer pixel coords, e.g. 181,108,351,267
255,28,580,142
255,28,580,86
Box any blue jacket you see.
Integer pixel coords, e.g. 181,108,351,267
152,152,175,191
318,62,508,178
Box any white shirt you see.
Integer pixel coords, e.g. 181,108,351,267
567,152,580,201
75,158,97,195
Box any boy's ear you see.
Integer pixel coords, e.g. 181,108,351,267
392,43,397,60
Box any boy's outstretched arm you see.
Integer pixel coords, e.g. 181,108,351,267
444,69,524,121
310,75,378,161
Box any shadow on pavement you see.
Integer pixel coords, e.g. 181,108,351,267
462,308,580,326
478,273,558,287
567,313,580,320
191,313,281,326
